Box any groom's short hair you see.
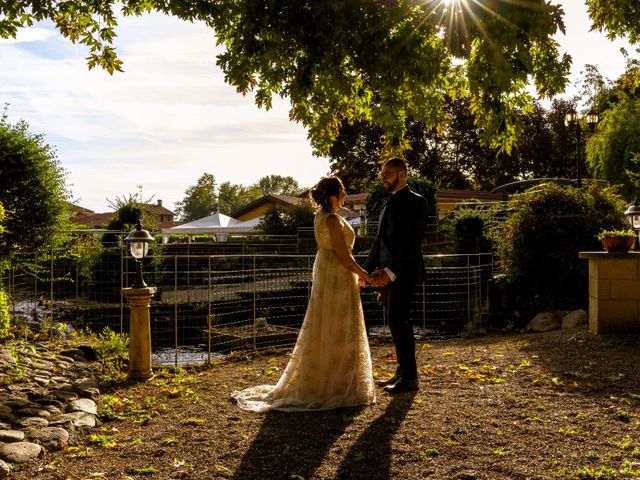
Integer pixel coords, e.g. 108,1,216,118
383,157,407,173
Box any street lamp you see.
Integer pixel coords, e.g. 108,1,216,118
124,220,154,288
565,109,599,187
624,198,640,251
352,202,367,237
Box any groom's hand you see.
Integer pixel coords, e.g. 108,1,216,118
371,269,391,287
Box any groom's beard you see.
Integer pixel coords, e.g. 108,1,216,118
384,177,400,192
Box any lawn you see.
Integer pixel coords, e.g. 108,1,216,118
16,328,640,480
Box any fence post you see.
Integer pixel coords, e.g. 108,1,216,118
50,243,54,323
252,255,257,351
120,233,125,334
174,255,178,367
466,254,471,327
207,256,212,364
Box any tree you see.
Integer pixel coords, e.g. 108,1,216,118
0,0,571,154
174,173,218,222
217,182,261,214
256,175,302,196
258,204,315,236
586,0,640,44
586,94,640,199
495,183,626,323
0,112,70,255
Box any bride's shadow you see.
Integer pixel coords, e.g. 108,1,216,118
335,393,416,480
230,407,361,480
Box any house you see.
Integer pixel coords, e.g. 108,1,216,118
230,193,360,224
69,200,177,229
230,190,505,223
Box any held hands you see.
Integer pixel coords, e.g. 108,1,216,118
358,269,391,287
358,274,374,287
371,269,391,287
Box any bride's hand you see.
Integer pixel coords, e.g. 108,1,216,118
361,274,374,286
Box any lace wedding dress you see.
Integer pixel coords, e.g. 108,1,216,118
231,210,375,412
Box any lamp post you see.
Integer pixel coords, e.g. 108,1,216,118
624,198,640,251
565,110,599,188
352,202,366,237
122,220,156,380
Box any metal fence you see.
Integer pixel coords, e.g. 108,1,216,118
2,228,495,365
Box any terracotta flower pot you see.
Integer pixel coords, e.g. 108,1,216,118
600,236,635,253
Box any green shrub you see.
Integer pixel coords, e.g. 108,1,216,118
495,182,626,323
441,205,496,254
0,289,9,340
94,327,129,360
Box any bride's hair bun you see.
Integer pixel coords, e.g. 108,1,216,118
310,177,342,208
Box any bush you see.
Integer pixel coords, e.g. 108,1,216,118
440,204,496,254
495,182,626,323
0,289,9,340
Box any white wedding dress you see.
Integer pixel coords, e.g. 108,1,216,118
231,210,375,412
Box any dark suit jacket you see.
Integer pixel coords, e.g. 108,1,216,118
363,186,429,283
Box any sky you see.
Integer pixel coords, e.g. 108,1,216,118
0,1,636,214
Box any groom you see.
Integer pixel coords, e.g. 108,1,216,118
364,157,428,394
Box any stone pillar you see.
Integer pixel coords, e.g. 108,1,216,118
122,287,157,380
579,252,640,334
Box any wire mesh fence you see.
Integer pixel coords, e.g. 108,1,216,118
1,229,495,366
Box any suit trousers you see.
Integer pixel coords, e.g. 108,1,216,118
380,278,418,381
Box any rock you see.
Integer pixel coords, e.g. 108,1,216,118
74,377,100,399
66,398,98,415
0,459,11,478
76,345,98,361
0,423,12,430
59,349,87,362
50,390,78,402
526,311,562,332
562,309,589,329
28,427,69,451
50,411,97,429
15,408,51,419
33,377,51,387
0,430,25,442
14,417,49,429
0,442,42,464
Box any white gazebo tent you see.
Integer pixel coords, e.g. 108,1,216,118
161,212,261,243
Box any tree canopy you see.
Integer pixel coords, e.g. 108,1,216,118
329,97,583,192
174,173,218,222
0,112,70,256
1,0,579,154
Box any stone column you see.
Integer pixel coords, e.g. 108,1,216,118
579,251,640,334
122,287,157,380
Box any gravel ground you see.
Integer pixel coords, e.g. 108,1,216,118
12,328,640,480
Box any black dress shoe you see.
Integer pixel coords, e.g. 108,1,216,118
376,375,399,387
383,378,419,394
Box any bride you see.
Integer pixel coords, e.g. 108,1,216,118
231,176,376,412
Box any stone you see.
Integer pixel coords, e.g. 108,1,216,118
14,417,49,429
28,427,69,451
0,442,42,464
50,411,97,429
526,311,562,332
33,377,51,387
50,390,78,402
67,398,98,415
75,377,100,399
0,430,25,442
0,459,11,478
562,309,589,329
0,423,12,430
59,349,87,362
15,408,51,419
55,355,75,364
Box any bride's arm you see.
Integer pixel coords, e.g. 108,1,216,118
326,214,373,283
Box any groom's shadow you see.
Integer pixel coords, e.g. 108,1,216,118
230,408,360,480
335,393,416,480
